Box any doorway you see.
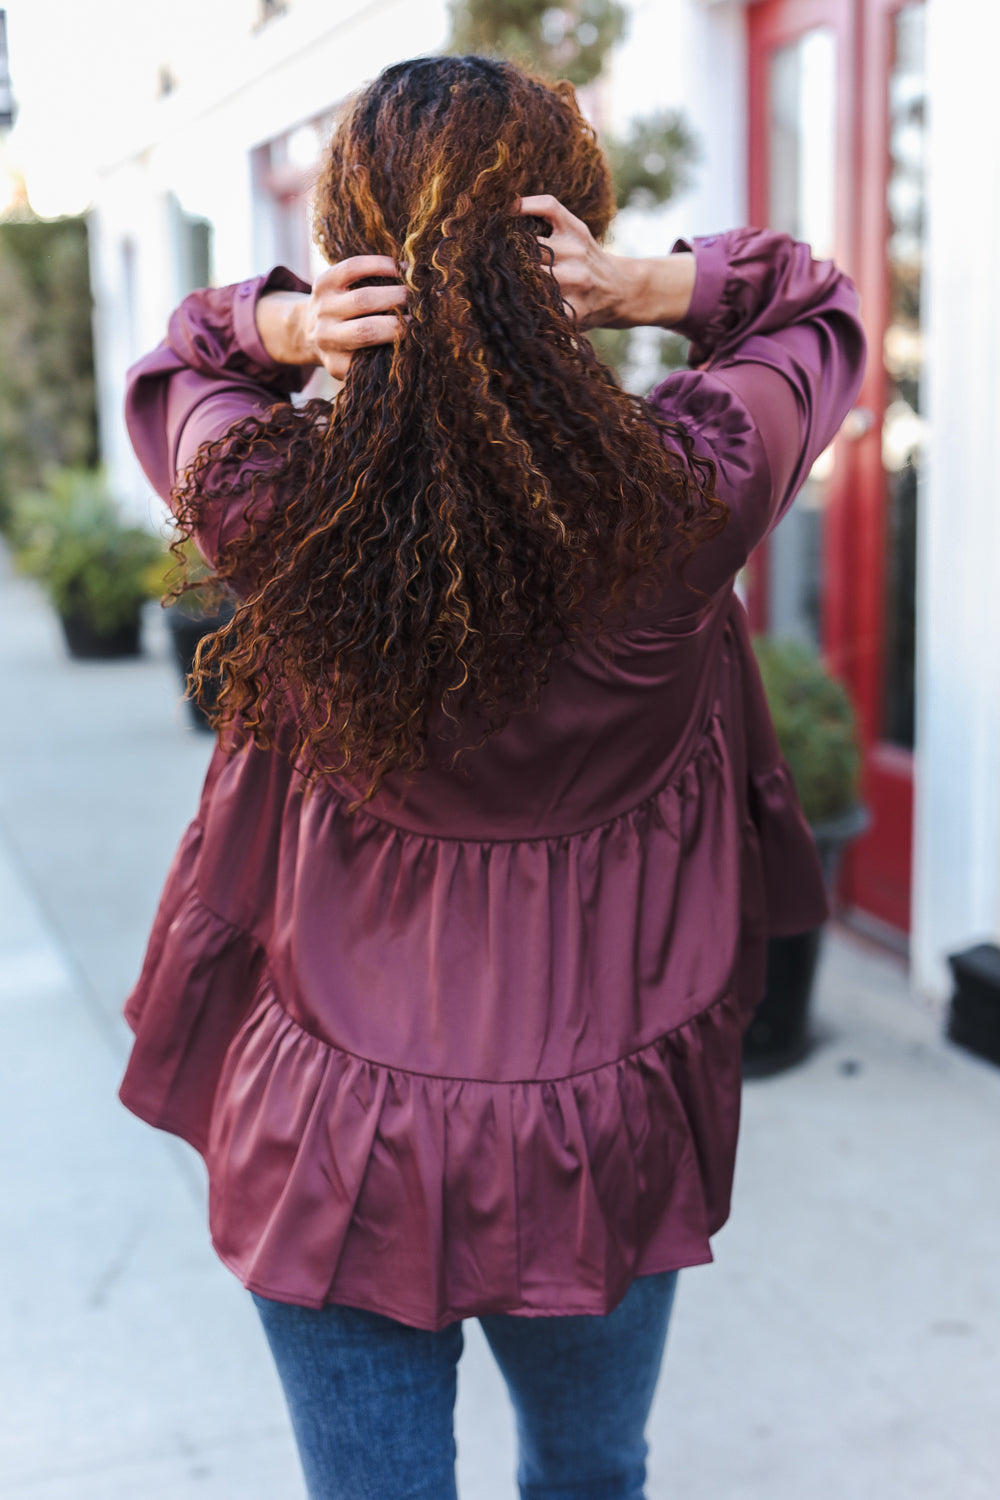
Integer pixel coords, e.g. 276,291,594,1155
747,0,927,936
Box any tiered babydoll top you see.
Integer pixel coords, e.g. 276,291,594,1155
120,229,865,1329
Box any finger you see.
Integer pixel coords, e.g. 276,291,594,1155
536,231,580,263
320,350,352,381
516,195,577,234
314,255,402,293
316,313,402,353
322,283,408,320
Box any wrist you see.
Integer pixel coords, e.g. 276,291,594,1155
254,290,319,366
607,252,696,331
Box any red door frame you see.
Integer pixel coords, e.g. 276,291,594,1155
840,0,916,933
746,0,915,934
745,0,858,660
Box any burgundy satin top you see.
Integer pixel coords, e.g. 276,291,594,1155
120,230,865,1328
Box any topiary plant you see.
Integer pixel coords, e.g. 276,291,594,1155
446,0,696,391
752,636,862,827
448,0,627,87
158,534,232,619
11,467,165,637
606,108,696,212
0,218,98,535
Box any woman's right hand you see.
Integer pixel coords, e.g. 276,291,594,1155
255,257,406,377
306,256,407,379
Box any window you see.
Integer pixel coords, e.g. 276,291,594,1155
256,0,290,27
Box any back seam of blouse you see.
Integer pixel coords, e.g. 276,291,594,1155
301,707,730,849
246,981,739,1087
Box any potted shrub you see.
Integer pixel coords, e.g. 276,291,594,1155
162,539,236,732
743,637,868,1076
11,468,164,659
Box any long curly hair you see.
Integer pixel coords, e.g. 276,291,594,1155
174,55,725,795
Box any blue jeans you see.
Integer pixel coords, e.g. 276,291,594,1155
252,1271,679,1500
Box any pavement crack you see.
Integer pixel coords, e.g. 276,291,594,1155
87,1216,146,1308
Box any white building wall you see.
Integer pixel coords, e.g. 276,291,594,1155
611,0,747,254
912,0,1000,999
91,0,450,523
88,170,179,519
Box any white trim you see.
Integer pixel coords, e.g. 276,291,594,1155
912,0,1000,999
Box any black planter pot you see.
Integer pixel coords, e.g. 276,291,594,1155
742,929,823,1077
947,944,1000,1068
742,804,869,1078
165,598,236,732
60,609,142,660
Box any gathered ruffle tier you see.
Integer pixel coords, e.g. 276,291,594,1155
120,697,824,1330
122,882,744,1328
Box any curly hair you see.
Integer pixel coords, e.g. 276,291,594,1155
174,55,726,796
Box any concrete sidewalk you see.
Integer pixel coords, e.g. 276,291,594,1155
1,552,998,1499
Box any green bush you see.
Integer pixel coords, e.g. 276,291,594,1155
448,0,627,87
160,535,234,620
752,636,861,826
606,109,696,212
11,468,165,635
0,218,98,533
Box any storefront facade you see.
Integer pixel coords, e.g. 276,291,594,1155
89,0,1000,1002
622,0,1000,997
745,0,926,938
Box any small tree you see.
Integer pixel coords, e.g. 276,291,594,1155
606,108,694,212
447,0,696,386
0,216,98,532
449,0,627,87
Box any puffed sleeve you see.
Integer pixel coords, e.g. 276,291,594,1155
124,267,313,564
649,229,866,594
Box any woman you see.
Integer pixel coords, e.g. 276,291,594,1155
122,54,865,1500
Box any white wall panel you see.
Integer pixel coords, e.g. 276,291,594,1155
912,0,1000,998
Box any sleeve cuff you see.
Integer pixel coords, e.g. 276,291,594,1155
669,235,731,366
231,265,313,375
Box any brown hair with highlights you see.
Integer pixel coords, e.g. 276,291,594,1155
173,55,726,796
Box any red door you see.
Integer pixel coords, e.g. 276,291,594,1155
747,0,927,936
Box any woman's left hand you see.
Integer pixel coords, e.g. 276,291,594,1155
518,194,695,333
517,195,633,330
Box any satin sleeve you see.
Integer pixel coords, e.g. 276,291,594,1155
647,228,867,595
124,266,313,565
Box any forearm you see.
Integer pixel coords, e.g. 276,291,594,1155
604,251,697,330
126,269,315,500
646,229,866,566
254,290,320,366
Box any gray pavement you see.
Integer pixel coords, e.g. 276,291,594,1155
1,548,998,1499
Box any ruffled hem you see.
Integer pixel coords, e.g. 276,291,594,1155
120,886,745,1329
225,1245,713,1330
119,600,826,1327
